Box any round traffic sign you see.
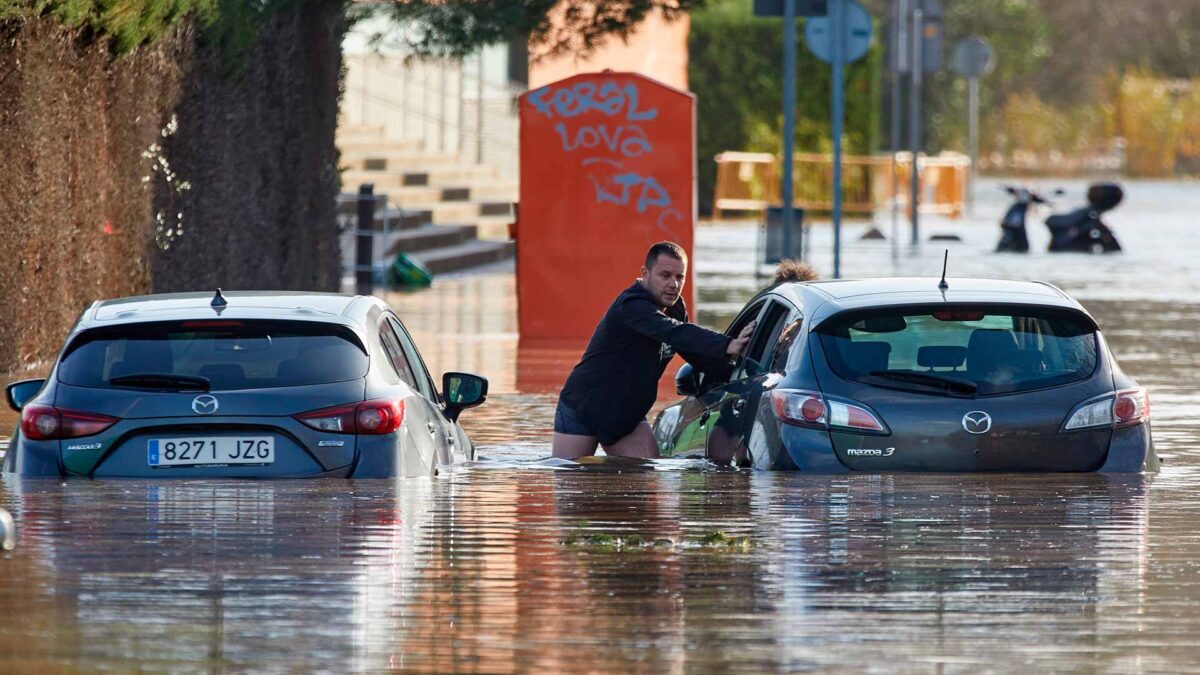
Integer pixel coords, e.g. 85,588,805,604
953,36,996,78
805,0,872,65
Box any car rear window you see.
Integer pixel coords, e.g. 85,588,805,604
57,320,368,391
817,305,1098,396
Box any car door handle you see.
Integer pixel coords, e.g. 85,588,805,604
427,421,437,433
732,399,746,414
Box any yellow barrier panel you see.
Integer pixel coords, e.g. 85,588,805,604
713,151,970,219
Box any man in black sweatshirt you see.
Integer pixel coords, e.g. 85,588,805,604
552,241,755,459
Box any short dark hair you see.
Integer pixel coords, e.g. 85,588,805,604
644,241,687,270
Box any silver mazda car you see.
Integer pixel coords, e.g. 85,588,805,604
3,290,487,478
654,277,1157,473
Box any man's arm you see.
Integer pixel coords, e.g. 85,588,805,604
622,297,753,360
678,320,756,382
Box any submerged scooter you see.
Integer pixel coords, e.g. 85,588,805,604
996,182,1124,254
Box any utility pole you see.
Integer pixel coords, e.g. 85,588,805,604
908,7,923,246
782,0,798,262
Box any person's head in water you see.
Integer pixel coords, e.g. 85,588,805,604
640,241,687,309
773,258,818,285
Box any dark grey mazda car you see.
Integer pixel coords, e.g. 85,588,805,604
2,290,487,478
653,277,1157,473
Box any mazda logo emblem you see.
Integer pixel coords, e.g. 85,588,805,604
962,411,992,434
191,395,219,415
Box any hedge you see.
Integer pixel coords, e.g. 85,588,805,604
689,0,881,214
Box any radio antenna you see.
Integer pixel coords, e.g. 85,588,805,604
938,250,949,291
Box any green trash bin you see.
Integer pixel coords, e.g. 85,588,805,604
387,252,433,289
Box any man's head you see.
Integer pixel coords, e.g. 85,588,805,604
640,241,688,308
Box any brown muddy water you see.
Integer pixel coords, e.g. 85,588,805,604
3,178,1200,672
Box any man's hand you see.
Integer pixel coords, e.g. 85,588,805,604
726,320,757,356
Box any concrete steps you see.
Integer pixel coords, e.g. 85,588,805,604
341,172,515,205
385,224,476,255
472,214,517,240
336,125,516,276
410,239,515,275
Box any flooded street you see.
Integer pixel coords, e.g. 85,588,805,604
4,177,1200,671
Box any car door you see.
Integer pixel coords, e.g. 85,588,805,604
377,317,443,474
704,299,799,466
658,299,769,458
387,316,464,464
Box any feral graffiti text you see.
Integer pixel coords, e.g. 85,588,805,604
528,82,659,121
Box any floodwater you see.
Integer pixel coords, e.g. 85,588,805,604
3,177,1200,671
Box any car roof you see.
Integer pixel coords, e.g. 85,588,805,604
76,291,388,332
767,277,1096,326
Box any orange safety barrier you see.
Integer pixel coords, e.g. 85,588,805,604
713,151,970,218
517,72,696,340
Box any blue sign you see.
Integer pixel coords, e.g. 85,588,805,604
805,0,872,65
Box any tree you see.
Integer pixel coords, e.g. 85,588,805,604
357,0,704,59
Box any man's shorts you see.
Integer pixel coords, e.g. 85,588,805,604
553,400,597,437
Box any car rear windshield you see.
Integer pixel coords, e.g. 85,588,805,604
817,305,1098,396
57,320,369,391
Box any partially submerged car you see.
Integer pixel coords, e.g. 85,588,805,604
653,278,1156,473
3,290,487,478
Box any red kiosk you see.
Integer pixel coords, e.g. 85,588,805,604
516,72,697,344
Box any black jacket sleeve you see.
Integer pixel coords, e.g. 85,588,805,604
619,295,731,360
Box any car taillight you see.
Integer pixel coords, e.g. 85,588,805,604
20,405,118,441
770,389,888,433
1063,388,1149,431
294,399,405,435
355,400,404,434
1114,388,1149,428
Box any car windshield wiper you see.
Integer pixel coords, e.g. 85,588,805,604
108,373,211,392
868,370,977,394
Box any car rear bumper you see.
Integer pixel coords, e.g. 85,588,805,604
1099,421,1158,473
778,422,1156,474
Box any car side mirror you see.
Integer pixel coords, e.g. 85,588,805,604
675,363,702,397
6,379,45,412
442,372,488,422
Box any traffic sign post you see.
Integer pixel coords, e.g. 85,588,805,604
755,0,829,264
888,0,910,261
953,36,996,217
805,0,871,279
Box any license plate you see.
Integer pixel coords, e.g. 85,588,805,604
148,437,275,467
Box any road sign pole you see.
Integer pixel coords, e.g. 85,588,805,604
968,76,979,217
890,0,908,261
781,0,797,261
831,0,844,278
908,7,923,247
952,36,996,220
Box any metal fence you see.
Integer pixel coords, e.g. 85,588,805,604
341,52,523,180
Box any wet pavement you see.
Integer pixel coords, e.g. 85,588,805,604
3,177,1200,671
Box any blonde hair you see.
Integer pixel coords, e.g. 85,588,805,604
774,259,818,284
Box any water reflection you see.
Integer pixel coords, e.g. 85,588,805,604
0,470,1161,671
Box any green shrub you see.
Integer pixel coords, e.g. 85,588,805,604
689,0,881,214
0,0,309,60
